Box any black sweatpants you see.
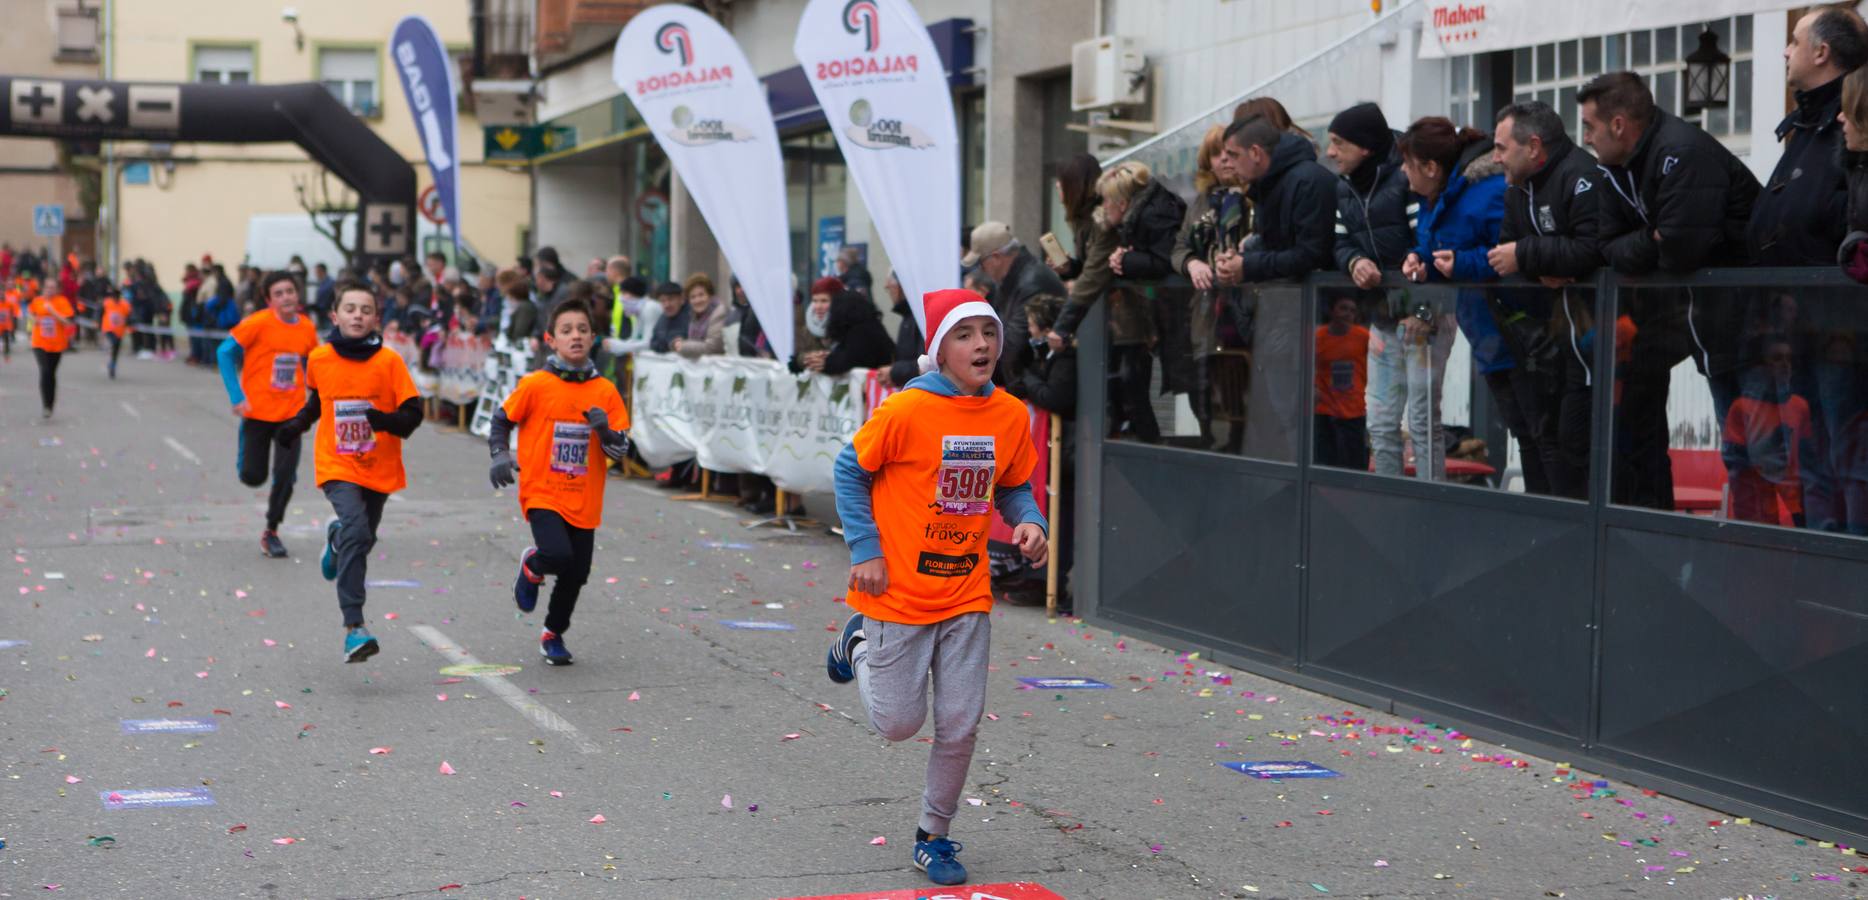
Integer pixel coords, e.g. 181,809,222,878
324,481,387,628
236,418,302,531
2,329,12,358
33,348,60,411
1485,368,1564,497
1313,414,1369,470
107,334,122,377
1110,344,1160,443
526,509,595,636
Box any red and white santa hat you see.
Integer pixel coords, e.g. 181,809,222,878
919,288,1001,374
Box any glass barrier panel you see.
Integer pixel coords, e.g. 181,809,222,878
1310,281,1596,498
1613,282,1868,536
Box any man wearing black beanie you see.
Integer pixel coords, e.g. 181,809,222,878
1325,101,1426,479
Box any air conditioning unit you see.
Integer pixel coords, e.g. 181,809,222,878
1071,36,1146,111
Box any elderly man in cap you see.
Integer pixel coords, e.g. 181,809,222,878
962,221,1066,384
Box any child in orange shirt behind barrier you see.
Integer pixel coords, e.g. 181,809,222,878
826,288,1048,888
275,280,423,664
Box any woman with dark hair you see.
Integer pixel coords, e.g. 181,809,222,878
1049,153,1104,282
805,291,892,375
1397,116,1555,492
1233,95,1314,143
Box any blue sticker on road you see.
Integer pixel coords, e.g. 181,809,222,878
1017,677,1112,689
722,621,796,631
120,718,219,735
0,640,28,649
1220,761,1341,779
101,788,216,810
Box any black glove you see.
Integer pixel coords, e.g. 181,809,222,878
584,407,609,431
490,449,519,489
274,420,305,446
364,407,393,431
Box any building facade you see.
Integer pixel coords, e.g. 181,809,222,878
105,0,532,275
0,0,103,262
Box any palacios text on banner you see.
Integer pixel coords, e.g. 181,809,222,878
793,0,959,336
391,16,463,257
613,5,796,364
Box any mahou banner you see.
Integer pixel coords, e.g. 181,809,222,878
794,0,958,336
613,5,795,363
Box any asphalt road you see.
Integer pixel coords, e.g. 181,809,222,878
0,349,1859,899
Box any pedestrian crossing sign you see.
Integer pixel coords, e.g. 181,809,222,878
32,204,64,237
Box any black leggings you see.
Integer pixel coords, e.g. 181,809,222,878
107,334,123,373
526,509,595,635
33,348,60,411
2,329,12,357
237,418,302,531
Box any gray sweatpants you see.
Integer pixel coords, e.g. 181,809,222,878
323,481,387,628
854,611,991,836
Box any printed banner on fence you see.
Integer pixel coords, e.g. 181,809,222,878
391,15,463,256
794,0,960,336
437,331,491,405
614,6,795,363
627,353,867,494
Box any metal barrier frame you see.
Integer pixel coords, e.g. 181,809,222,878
1074,267,1868,846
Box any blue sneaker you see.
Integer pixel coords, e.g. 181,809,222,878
913,835,966,886
343,627,379,663
826,612,864,684
320,520,340,581
540,630,573,666
514,548,540,613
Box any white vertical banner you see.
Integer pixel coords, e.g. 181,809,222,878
613,5,795,363
793,0,958,335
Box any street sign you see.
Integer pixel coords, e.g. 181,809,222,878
417,185,445,224
483,125,577,162
32,204,64,237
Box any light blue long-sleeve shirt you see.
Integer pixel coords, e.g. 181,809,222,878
216,337,245,407
834,371,1047,565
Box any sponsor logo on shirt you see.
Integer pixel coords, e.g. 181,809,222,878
915,551,978,578
923,521,983,546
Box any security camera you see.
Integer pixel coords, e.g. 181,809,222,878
282,7,298,23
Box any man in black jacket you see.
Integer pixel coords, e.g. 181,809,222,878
1490,99,1601,499
1581,71,1761,510
1327,102,1418,477
964,221,1067,384
1749,6,1868,267
1217,115,1336,283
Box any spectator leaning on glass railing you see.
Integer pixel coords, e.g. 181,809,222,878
1751,6,1868,268
1172,123,1250,451
1216,114,1335,284
962,221,1066,385
1489,99,1603,500
1399,117,1508,484
1581,71,1760,511
1327,101,1422,478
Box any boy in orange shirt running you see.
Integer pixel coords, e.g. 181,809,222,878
101,285,132,380
275,280,423,663
825,288,1048,887
218,271,321,558
28,285,76,419
487,298,631,665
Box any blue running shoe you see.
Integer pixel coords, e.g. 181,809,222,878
540,630,573,666
344,627,379,664
514,547,540,613
826,612,864,684
913,836,966,886
321,520,340,581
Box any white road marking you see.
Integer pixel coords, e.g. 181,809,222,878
162,435,202,465
407,625,601,754
118,401,141,420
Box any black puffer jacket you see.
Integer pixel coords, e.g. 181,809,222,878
1240,133,1337,281
1598,109,1761,274
985,247,1067,383
1332,136,1416,272
817,291,892,376
1110,178,1188,281
1499,135,1602,278
1747,75,1848,266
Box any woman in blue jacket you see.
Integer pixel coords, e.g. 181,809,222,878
1400,116,1562,495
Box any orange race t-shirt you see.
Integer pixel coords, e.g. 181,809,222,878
229,309,320,423
1314,324,1370,419
101,297,132,338
503,370,630,530
845,387,1037,626
28,295,75,353
306,343,421,494
0,293,19,333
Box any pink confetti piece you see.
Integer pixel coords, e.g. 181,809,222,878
1374,860,1390,867
436,693,448,702
588,814,607,824
438,761,455,775
272,837,297,845
42,884,61,890
145,648,156,658
627,691,640,701
550,791,564,798
383,613,399,620
274,701,292,709
196,671,209,679
510,801,527,807
235,590,248,599
606,577,619,584
64,775,81,784
868,836,887,845
369,747,391,755
262,639,277,647
781,733,802,741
